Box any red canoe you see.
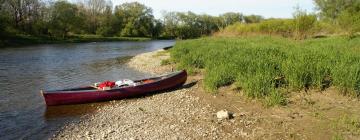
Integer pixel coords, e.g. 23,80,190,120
41,70,187,106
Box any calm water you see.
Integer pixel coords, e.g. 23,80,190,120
0,40,175,140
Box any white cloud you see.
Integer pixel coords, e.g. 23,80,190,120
111,0,316,19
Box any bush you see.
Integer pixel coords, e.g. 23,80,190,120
259,19,294,37
337,11,360,38
293,10,317,39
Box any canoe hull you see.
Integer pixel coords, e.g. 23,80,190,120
42,70,187,106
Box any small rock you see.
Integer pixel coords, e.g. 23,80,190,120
108,130,115,134
85,131,92,135
216,110,233,120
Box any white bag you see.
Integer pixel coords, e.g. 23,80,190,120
115,79,136,87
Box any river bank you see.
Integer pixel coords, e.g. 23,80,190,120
52,48,360,139
0,35,151,48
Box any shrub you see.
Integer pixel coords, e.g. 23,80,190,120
337,11,360,38
259,19,294,37
293,10,317,39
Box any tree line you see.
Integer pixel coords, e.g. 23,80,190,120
0,0,358,40
0,0,265,40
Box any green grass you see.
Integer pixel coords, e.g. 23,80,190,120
0,34,151,47
170,36,360,106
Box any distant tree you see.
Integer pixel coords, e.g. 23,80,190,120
219,12,243,28
161,11,223,39
0,0,7,35
3,0,43,33
152,19,163,38
199,14,221,35
314,0,360,21
96,3,115,36
162,11,180,38
85,0,108,34
114,2,155,37
49,1,84,38
244,15,264,23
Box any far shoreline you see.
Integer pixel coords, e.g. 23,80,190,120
0,35,175,48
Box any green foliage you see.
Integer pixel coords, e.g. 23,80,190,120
337,10,360,38
49,1,84,38
114,2,155,37
265,89,287,106
259,19,294,37
312,21,341,35
161,11,222,39
314,0,360,37
244,15,264,23
222,10,317,39
171,36,360,106
314,0,360,20
96,4,116,37
293,9,317,39
219,12,243,28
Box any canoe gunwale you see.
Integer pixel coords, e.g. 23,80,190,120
43,70,184,94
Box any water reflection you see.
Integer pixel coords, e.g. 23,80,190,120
44,103,104,119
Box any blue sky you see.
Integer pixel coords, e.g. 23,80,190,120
112,0,316,19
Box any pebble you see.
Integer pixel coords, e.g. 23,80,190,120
216,110,232,120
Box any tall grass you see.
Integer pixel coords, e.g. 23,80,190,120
219,15,344,39
170,36,360,105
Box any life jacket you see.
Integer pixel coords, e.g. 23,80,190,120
98,81,115,90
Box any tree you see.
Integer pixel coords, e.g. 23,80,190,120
49,1,83,38
96,3,115,36
314,0,360,21
151,19,163,38
162,11,179,37
219,12,243,28
85,0,108,34
3,0,43,33
244,15,264,23
114,2,155,37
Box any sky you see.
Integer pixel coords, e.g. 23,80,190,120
111,0,316,19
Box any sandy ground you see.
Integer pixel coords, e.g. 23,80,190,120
53,49,360,140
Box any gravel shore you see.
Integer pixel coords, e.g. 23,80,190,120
52,49,248,140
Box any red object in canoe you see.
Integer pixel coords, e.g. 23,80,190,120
41,70,187,106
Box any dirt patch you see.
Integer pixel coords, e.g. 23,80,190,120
53,49,360,140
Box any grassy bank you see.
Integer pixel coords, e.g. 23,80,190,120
0,35,151,47
170,36,360,106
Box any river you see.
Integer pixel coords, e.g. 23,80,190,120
0,40,175,140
